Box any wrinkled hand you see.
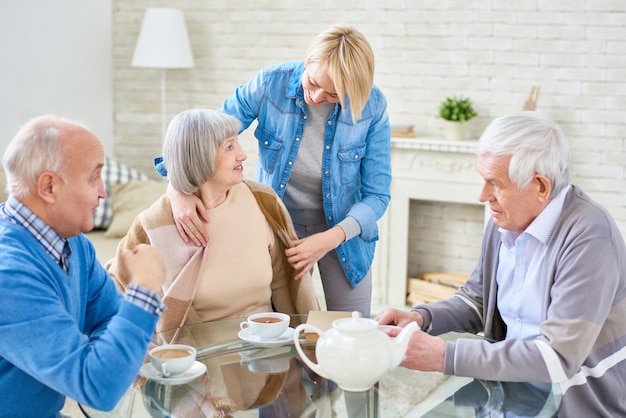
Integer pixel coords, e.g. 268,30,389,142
122,244,165,294
400,330,446,372
167,183,209,247
375,308,445,372
285,226,345,280
375,307,424,328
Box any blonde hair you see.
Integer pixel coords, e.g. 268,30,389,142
305,24,375,123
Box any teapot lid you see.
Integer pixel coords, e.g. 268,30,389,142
333,311,378,333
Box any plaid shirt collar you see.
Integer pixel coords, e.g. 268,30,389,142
2,195,70,269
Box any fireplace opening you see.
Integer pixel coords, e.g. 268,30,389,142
405,200,484,305
408,200,484,277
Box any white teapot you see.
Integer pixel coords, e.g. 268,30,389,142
293,312,418,392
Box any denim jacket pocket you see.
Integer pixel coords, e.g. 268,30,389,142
338,144,366,185
255,127,283,174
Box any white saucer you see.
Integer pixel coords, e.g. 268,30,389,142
238,327,295,347
139,361,206,385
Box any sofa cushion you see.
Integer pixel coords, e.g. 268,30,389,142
104,180,167,238
93,157,149,230
85,230,120,264
0,170,7,202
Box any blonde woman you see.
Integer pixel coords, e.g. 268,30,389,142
165,25,391,317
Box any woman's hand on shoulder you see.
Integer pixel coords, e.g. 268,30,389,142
167,183,209,247
285,227,345,280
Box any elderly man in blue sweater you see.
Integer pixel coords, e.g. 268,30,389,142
0,115,166,417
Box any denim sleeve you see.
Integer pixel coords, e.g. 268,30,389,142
219,68,266,132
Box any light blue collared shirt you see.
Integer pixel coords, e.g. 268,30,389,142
496,185,571,340
2,195,70,271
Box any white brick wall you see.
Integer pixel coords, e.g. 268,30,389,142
113,1,626,296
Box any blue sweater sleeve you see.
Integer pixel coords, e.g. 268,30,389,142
0,229,158,415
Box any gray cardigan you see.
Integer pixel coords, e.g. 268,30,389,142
415,185,626,417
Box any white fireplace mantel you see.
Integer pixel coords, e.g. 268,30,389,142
373,137,488,307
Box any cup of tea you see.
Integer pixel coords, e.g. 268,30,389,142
149,344,196,377
240,312,290,340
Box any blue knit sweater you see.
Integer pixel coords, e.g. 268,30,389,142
0,216,158,417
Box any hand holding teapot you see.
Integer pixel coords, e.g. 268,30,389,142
293,312,418,392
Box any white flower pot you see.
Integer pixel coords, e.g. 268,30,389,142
443,120,468,140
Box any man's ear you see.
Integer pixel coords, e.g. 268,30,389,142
535,173,552,203
37,172,58,203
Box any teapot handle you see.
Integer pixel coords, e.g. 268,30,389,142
293,323,328,379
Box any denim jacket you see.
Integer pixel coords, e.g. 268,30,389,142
219,60,391,287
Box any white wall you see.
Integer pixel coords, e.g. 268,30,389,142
112,1,626,231
0,0,113,159
110,2,626,306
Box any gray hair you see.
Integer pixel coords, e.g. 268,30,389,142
2,115,75,198
477,111,570,197
163,109,242,194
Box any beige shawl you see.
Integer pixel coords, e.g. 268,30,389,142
106,180,319,343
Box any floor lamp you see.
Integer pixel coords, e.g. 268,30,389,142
132,8,194,142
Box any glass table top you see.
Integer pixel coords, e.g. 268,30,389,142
80,315,561,417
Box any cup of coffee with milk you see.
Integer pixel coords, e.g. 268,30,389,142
240,312,290,340
149,344,196,377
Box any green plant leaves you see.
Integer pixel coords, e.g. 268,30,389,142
439,96,477,122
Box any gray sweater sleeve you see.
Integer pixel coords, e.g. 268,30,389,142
336,215,361,241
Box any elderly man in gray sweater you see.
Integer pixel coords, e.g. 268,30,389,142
377,111,626,417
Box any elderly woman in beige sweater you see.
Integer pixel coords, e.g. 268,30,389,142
107,109,318,339
106,109,318,415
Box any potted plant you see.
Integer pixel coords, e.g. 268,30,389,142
439,96,478,140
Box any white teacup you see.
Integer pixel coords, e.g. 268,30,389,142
240,312,290,340
149,344,196,377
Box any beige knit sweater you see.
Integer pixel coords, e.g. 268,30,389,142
106,180,319,343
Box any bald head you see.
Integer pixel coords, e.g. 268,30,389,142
2,115,106,237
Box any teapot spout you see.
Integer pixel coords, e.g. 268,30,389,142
391,321,419,368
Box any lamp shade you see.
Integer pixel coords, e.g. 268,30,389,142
132,8,194,69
